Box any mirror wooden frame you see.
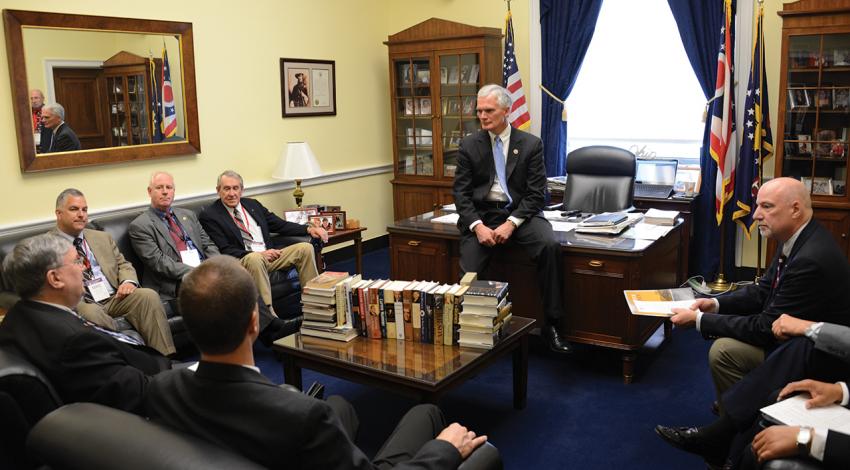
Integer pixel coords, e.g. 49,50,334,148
3,9,201,172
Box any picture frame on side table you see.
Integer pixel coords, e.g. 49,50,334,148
284,208,319,225
309,215,335,234
322,211,346,230
280,58,336,117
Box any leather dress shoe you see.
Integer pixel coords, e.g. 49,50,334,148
542,325,572,354
259,316,302,347
654,425,726,466
711,400,721,416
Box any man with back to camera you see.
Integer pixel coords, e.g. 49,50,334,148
0,233,171,414
145,255,488,469
52,188,176,356
129,171,299,345
452,83,571,354
666,177,850,404
40,103,80,153
199,170,327,316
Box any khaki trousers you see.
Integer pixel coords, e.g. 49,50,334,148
240,242,318,307
708,337,765,402
76,287,176,356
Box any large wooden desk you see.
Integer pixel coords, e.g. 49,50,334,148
387,211,686,383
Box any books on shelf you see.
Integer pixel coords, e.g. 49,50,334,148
622,287,695,317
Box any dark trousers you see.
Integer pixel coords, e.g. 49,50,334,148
459,211,563,323
326,397,446,469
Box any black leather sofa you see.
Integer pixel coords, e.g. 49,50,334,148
0,197,307,351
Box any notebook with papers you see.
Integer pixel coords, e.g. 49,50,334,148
634,158,678,199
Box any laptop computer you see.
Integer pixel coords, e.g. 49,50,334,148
634,158,678,199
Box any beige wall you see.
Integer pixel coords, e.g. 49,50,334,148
0,0,524,248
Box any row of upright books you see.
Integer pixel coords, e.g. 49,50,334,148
299,272,512,349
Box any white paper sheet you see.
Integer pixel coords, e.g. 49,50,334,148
431,213,460,224
761,394,850,434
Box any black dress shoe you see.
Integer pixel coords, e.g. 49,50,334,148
542,325,572,354
711,400,720,416
654,425,727,466
258,317,302,347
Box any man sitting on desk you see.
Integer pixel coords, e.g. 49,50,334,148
40,103,80,153
669,177,850,400
453,84,571,354
199,170,327,315
146,255,488,469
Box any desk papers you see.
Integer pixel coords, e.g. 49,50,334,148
623,287,696,317
622,223,674,241
431,213,460,225
761,394,850,434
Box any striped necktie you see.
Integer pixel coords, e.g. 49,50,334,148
73,238,96,303
232,207,254,249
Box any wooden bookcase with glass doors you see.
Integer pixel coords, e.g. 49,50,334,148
385,19,502,220
774,1,850,259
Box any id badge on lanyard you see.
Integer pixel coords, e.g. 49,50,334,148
180,248,202,267
86,266,111,302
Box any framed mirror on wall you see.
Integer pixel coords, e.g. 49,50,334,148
3,9,201,172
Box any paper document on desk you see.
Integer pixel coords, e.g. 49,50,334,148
431,213,460,225
622,223,674,241
548,221,577,232
442,203,456,210
623,287,695,317
761,394,850,434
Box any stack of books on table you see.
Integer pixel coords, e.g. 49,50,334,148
574,212,631,235
458,280,512,349
642,208,679,226
300,271,360,342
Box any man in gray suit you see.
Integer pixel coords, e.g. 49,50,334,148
129,172,298,346
129,171,220,300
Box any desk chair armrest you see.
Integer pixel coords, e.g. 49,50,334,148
459,442,502,470
28,403,265,470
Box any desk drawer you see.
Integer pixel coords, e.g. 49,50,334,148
563,255,630,344
390,234,452,283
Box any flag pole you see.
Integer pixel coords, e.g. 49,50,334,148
708,219,733,292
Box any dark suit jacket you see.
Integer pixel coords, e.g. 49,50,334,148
0,299,170,414
199,198,308,259
43,122,81,153
701,220,850,347
129,207,220,298
453,128,547,234
145,361,460,470
824,430,850,468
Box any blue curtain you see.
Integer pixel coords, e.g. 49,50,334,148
668,0,736,278
539,0,603,177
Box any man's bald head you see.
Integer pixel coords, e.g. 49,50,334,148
753,177,813,243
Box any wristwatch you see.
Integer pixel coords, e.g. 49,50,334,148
796,426,812,456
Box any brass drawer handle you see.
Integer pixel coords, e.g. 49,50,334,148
407,240,422,247
588,260,604,268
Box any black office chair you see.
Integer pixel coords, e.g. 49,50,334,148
561,145,636,213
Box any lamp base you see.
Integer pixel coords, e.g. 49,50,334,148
293,179,304,208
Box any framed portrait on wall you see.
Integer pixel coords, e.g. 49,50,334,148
280,58,336,117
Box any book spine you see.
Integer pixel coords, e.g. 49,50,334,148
335,284,345,327
402,288,414,341
443,292,454,346
411,291,422,341
394,294,405,340
357,287,368,336
424,290,434,343
452,293,463,345
384,289,397,339
378,288,387,339
367,287,381,339
350,286,361,334
433,290,444,345
419,288,428,343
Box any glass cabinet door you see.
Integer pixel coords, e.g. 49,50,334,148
106,76,129,146
126,74,151,144
395,57,433,176
439,53,481,179
784,34,850,198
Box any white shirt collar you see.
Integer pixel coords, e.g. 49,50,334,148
488,124,511,145
782,220,810,257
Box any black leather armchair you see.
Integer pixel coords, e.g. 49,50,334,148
561,145,636,213
29,403,503,470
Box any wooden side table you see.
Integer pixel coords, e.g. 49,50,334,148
320,227,367,274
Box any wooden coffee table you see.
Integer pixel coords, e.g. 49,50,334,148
273,316,535,409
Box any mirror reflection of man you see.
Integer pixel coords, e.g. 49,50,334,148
30,88,51,152
41,103,81,153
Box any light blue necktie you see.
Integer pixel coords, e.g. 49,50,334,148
493,136,512,206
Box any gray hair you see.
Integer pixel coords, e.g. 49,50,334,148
2,234,71,299
149,171,174,188
477,84,512,110
217,170,244,188
55,188,84,209
42,102,66,121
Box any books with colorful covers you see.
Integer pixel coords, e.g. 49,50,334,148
622,287,695,317
417,281,439,342
401,281,420,341
352,279,374,336
303,271,350,294
335,274,362,327
431,284,452,345
367,280,389,338
443,284,465,345
382,281,410,340
463,280,509,306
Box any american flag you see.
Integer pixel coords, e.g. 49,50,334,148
503,10,530,130
710,0,737,225
733,4,773,238
161,46,177,138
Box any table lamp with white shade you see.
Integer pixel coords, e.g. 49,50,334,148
272,141,323,207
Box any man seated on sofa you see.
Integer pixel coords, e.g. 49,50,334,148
199,170,327,315
129,171,297,345
52,188,175,356
0,233,172,414
145,255,488,469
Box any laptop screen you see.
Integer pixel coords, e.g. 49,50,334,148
635,159,678,185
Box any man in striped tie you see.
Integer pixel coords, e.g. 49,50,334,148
0,233,172,414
